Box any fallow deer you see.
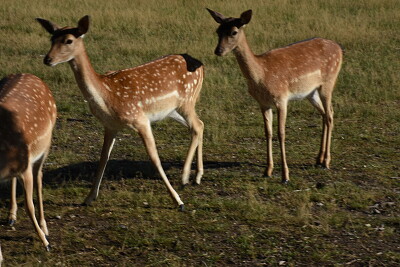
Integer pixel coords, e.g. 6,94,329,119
0,73,57,251
36,16,204,210
207,9,343,183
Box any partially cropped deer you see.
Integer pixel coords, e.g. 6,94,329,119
0,73,57,251
36,16,204,210
207,9,343,183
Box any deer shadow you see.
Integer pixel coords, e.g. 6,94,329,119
0,159,320,199
0,159,245,199
44,159,246,186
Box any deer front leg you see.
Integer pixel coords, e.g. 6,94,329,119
8,177,17,226
84,128,117,206
135,119,184,210
33,155,48,236
276,102,289,183
261,107,274,177
21,168,50,251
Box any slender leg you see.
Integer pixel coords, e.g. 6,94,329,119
33,154,49,236
318,120,328,165
193,72,205,185
195,119,204,185
21,168,50,250
308,89,327,166
135,118,184,209
320,94,334,169
8,177,18,226
261,107,274,177
84,128,117,205
276,101,289,183
180,109,204,185
318,81,335,169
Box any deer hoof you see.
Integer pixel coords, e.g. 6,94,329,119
178,204,185,212
81,199,93,206
263,169,273,178
180,184,188,190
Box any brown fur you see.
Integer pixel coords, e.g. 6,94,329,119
208,9,343,182
37,16,204,209
0,73,56,250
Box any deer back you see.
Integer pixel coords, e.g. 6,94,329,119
99,54,203,124
0,74,56,178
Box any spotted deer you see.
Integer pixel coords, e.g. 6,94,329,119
36,15,204,210
207,9,343,183
0,73,57,251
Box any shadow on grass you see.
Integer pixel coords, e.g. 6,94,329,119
43,160,245,186
0,160,245,200
0,160,320,201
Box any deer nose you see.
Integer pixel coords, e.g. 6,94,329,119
214,47,223,56
43,56,52,66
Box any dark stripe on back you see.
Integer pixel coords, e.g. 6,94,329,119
180,54,203,72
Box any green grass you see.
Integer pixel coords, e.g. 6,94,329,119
1,0,399,266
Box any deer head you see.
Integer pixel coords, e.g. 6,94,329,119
36,16,89,66
206,8,252,56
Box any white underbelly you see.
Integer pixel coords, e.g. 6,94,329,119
288,70,322,101
146,107,176,123
288,89,317,100
143,90,180,123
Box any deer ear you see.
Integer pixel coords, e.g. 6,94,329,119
77,15,90,36
206,8,226,24
36,18,60,34
240,10,252,25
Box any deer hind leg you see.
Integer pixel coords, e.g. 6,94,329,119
8,177,18,226
33,154,49,236
174,107,204,186
276,101,289,183
84,128,117,206
261,107,274,177
135,118,184,209
308,89,328,166
318,85,334,169
193,116,204,185
21,167,50,250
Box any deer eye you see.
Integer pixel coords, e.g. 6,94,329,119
65,39,73,45
231,31,238,36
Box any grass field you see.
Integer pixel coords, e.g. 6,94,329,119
0,0,399,266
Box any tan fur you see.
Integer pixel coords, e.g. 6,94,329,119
37,16,204,209
208,9,343,182
0,73,56,250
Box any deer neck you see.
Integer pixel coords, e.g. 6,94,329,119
233,34,264,83
68,46,109,107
